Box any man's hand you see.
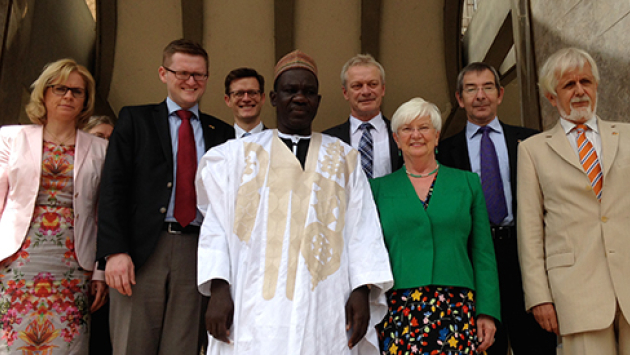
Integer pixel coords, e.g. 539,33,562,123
476,315,496,353
90,280,108,313
532,302,559,335
105,253,136,296
206,279,234,343
345,285,370,349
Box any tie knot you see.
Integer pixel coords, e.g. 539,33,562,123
359,122,373,132
176,109,193,121
477,125,492,136
575,124,588,133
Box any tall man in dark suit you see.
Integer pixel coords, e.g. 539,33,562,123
437,62,556,355
96,39,234,355
224,67,266,137
323,54,402,178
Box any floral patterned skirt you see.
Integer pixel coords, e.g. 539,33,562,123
0,204,90,355
377,285,479,355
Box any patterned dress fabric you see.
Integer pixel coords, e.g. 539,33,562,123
378,286,479,355
0,142,90,355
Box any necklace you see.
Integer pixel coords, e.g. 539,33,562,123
405,163,439,178
44,127,75,146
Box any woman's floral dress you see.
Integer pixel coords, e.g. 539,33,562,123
0,142,91,354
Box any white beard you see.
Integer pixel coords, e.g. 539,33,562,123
558,97,597,123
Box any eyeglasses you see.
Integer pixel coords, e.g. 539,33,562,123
229,90,262,99
163,67,208,81
463,85,498,95
48,85,86,98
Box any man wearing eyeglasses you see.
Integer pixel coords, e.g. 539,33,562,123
437,62,556,354
224,67,266,138
97,39,233,355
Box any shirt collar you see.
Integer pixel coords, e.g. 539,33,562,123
235,121,264,137
560,115,598,135
350,113,385,134
166,97,200,119
465,117,502,140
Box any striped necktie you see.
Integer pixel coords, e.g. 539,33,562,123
358,123,374,178
575,124,603,200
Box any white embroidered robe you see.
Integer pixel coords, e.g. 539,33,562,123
196,130,393,355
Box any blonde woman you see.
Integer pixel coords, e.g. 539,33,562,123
0,59,107,354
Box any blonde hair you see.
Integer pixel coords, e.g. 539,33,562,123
83,115,115,132
25,58,96,128
539,48,600,97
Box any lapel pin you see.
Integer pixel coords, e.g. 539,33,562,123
208,124,215,129
612,132,618,135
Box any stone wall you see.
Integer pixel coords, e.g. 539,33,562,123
530,0,630,129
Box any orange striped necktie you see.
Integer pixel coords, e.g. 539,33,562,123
575,124,603,201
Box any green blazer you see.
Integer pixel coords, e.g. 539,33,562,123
370,165,500,319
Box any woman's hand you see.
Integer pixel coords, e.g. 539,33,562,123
476,314,496,353
90,280,108,313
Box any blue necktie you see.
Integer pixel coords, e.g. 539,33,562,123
478,126,508,225
359,123,374,178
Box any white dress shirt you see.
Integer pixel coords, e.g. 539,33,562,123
349,113,392,178
559,115,602,166
235,121,264,138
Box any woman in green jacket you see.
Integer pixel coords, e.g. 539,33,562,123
370,98,500,354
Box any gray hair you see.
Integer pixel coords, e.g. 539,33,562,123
539,47,600,96
340,54,385,87
391,97,442,133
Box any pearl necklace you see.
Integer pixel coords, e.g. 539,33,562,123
405,163,439,178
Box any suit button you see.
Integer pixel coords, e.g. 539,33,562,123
601,216,608,223
167,182,173,188
160,207,167,213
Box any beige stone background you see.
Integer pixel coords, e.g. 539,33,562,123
530,0,630,129
0,0,628,133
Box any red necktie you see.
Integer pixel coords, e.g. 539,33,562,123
174,110,197,226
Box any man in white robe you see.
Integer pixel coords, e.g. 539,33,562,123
196,50,393,355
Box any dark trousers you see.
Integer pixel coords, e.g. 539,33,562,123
486,227,557,355
90,302,112,355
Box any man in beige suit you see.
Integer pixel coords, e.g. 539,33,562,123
518,47,630,354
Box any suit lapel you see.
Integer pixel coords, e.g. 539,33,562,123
199,113,216,151
546,121,583,172
74,130,91,181
154,102,174,170
339,119,351,144
598,118,619,177
25,126,44,179
383,116,402,171
451,130,472,171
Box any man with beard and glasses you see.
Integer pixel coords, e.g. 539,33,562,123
518,47,630,355
196,50,393,355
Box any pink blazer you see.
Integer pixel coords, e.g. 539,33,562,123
0,125,107,278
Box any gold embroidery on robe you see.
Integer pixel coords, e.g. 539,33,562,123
233,132,358,300
233,142,269,243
